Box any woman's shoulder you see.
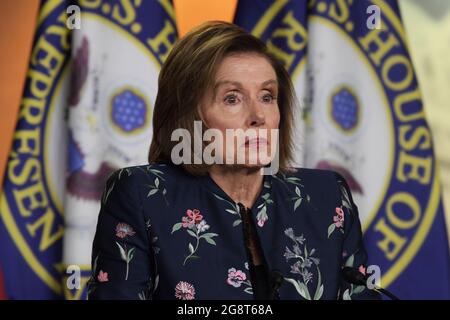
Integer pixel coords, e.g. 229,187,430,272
275,166,342,184
107,163,186,183
103,163,194,198
99,164,187,208
272,167,350,201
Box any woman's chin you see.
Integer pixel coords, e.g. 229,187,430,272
240,158,273,169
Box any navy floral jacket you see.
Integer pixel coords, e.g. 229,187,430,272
87,163,379,300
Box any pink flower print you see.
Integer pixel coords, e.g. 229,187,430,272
181,216,195,228
172,210,218,266
257,216,268,227
182,209,203,228
336,207,344,219
187,209,203,224
333,207,345,228
175,281,196,300
115,222,136,238
333,216,343,228
97,270,109,282
359,265,366,275
227,268,247,288
328,207,345,238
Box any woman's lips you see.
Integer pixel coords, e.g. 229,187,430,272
243,137,268,148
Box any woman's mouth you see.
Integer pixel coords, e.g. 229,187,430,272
243,137,268,148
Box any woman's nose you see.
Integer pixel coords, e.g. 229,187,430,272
247,99,265,127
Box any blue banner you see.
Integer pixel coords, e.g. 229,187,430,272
0,0,71,299
235,0,450,299
0,0,177,300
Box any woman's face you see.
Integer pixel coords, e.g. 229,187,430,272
200,52,280,169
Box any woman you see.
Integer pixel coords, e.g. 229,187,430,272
87,21,378,300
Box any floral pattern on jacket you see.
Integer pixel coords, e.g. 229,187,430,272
87,164,379,300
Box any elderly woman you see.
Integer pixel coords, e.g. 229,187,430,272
87,21,377,300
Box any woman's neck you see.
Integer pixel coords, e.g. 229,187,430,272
208,166,263,209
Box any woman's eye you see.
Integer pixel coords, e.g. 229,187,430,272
224,94,239,105
262,93,276,103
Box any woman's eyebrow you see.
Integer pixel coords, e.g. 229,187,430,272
212,80,243,99
261,79,278,87
213,80,243,92
214,79,277,91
